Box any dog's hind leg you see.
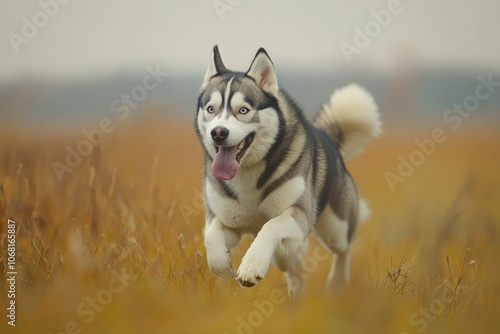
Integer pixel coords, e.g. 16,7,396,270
272,239,309,299
314,205,353,289
326,248,351,287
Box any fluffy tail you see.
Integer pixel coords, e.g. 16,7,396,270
314,84,381,161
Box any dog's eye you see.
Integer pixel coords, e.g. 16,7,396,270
206,106,215,113
239,107,250,114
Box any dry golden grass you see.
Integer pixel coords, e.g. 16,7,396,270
0,113,499,334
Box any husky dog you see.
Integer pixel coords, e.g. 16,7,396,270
195,46,381,297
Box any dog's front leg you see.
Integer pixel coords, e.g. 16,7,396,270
205,218,240,278
236,207,306,287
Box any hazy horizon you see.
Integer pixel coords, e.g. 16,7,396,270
1,0,500,83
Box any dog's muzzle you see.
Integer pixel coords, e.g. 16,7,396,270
211,131,255,181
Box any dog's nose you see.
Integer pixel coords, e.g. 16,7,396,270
210,126,229,142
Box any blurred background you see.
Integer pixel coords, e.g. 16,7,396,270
1,1,500,334
1,0,499,126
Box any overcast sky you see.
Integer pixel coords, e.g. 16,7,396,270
1,0,499,82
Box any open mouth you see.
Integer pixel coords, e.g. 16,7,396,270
212,132,255,180
215,132,254,162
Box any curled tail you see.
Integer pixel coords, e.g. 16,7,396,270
314,84,381,161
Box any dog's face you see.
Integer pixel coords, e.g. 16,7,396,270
196,46,281,181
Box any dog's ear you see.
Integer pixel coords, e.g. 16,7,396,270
246,48,278,96
202,45,227,89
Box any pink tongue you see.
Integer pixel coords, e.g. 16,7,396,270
212,146,239,180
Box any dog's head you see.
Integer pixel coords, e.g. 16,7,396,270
195,46,281,181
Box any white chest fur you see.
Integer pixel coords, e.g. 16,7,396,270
206,168,305,235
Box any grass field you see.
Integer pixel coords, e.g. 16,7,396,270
1,113,499,334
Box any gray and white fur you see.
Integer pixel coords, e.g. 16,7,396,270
195,46,381,298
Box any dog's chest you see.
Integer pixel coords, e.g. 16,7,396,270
209,183,269,234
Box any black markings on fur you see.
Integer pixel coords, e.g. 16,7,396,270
249,112,260,123
324,151,359,242
313,128,360,242
243,95,255,108
316,130,338,214
194,97,211,159
217,178,238,200
256,96,285,189
310,130,319,191
203,162,238,201
205,204,215,222
209,174,238,200
260,150,304,201
212,45,227,75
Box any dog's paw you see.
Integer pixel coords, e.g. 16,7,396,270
207,255,235,278
236,255,270,287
